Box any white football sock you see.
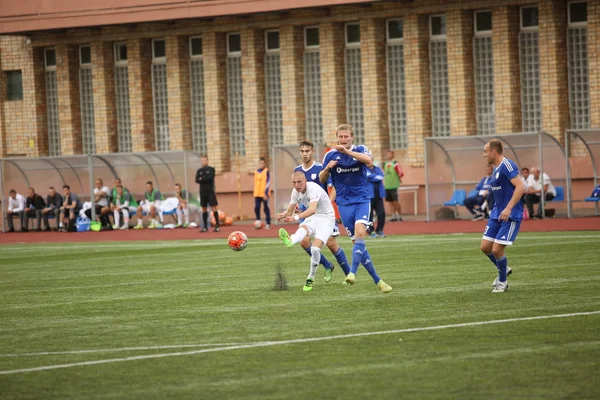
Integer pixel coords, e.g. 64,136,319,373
184,208,190,224
308,246,320,280
176,208,183,225
113,210,120,226
290,228,308,245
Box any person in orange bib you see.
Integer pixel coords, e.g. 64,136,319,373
253,157,272,229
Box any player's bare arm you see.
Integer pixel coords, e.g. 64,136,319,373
276,202,297,221
500,176,526,221
334,145,372,165
284,201,318,223
319,160,338,184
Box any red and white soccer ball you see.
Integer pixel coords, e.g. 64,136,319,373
253,220,264,230
228,231,248,251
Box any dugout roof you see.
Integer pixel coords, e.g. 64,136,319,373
424,132,566,221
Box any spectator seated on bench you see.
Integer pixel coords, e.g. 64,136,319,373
24,187,46,232
5,189,26,233
585,185,600,202
524,167,556,219
464,165,494,221
42,186,63,231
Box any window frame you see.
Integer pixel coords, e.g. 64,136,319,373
474,10,493,37
152,38,167,63
265,29,280,53
189,36,203,59
568,1,588,27
304,26,320,49
345,22,361,48
5,70,23,101
44,48,56,71
520,5,540,32
114,42,128,65
227,32,242,56
386,19,404,44
429,14,447,40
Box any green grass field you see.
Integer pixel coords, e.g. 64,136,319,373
1,231,599,399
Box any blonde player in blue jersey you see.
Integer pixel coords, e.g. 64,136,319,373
293,139,351,282
481,139,526,293
319,124,392,293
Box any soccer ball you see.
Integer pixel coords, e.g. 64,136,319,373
228,231,248,251
253,220,264,230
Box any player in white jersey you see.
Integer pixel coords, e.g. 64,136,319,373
277,171,336,292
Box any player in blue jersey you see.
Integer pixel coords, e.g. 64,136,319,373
293,140,351,282
481,139,526,293
319,124,392,293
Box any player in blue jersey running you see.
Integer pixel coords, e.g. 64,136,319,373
481,139,526,293
319,124,392,293
293,140,351,282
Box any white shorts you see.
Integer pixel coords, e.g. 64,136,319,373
302,216,335,244
140,204,155,214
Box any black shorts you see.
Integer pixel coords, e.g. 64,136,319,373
385,189,398,202
200,191,218,208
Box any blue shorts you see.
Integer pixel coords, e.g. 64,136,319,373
337,202,371,239
483,218,521,246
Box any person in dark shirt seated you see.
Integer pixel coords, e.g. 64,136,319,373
23,187,46,232
42,186,63,231
464,165,494,221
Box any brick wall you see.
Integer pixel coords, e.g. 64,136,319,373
166,35,192,151
92,41,118,154
280,26,305,145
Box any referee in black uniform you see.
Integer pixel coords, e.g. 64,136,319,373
195,156,220,232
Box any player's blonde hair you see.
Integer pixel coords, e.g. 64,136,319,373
335,124,354,137
292,171,306,180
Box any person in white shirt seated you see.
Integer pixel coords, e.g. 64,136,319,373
85,178,112,230
525,167,556,219
6,189,26,232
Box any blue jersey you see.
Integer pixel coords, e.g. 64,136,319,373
294,162,327,191
489,158,523,221
322,145,371,206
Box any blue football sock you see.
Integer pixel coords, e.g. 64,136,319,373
304,246,332,270
486,253,497,268
496,256,508,282
333,248,350,276
361,249,380,284
351,239,366,274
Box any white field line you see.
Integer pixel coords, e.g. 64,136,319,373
1,234,599,252
0,343,247,358
1,310,598,376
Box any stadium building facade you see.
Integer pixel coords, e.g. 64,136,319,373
0,0,597,213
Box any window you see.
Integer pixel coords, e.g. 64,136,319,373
190,36,203,57
44,47,60,155
5,71,23,101
45,48,56,68
152,39,169,151
152,39,166,59
265,30,283,147
305,26,320,48
568,1,590,129
114,43,132,152
520,6,539,29
227,33,245,157
304,26,323,145
429,15,450,136
519,6,541,132
266,30,280,51
79,45,96,154
386,20,407,149
345,22,364,143
189,37,207,154
474,11,496,135
430,14,447,37
115,43,128,63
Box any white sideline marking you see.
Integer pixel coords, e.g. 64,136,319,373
0,343,245,358
1,310,598,376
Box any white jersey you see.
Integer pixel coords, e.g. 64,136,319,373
94,186,111,207
290,181,335,220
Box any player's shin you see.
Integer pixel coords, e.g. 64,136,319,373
123,209,129,224
290,227,308,245
333,248,350,275
351,239,366,274
486,253,497,267
360,248,381,284
496,256,508,282
114,210,120,226
309,247,321,280
304,246,332,270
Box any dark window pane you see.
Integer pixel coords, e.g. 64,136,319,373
305,27,319,47
387,20,403,40
228,34,241,53
45,49,56,67
431,15,447,36
266,31,279,50
118,44,127,61
6,70,23,101
570,2,587,23
521,7,539,28
190,37,203,56
476,11,492,32
346,24,360,44
153,39,166,58
80,46,91,64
